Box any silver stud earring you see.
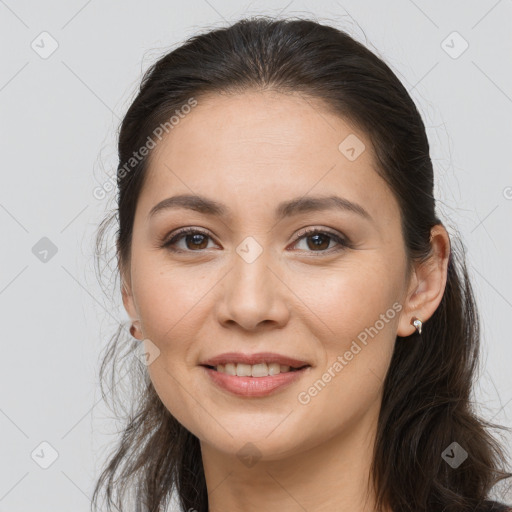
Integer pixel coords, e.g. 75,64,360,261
411,316,423,335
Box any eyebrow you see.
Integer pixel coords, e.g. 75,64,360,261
148,194,374,223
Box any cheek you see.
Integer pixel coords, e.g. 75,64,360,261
292,268,399,432
289,258,402,410
131,260,210,430
291,259,402,347
131,253,211,343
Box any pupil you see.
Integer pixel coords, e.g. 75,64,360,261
308,234,329,251
187,234,207,250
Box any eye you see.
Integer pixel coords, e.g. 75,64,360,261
161,227,350,253
161,227,216,252
290,227,350,254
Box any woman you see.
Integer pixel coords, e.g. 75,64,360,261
92,16,512,512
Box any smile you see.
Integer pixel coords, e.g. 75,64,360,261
206,362,308,377
201,364,311,397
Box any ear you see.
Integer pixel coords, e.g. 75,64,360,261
397,224,451,337
119,255,143,340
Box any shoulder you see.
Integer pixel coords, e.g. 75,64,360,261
476,500,512,512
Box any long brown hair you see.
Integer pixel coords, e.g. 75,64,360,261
92,16,512,512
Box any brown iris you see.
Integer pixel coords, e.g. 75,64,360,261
307,234,330,250
185,233,208,249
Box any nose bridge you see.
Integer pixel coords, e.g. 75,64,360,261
218,237,289,330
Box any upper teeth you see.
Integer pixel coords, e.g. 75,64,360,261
215,362,296,377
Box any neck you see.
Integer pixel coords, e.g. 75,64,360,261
200,398,389,512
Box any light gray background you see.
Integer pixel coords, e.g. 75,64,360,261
1,0,511,510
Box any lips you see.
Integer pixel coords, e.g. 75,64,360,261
200,352,312,397
201,364,311,397
200,352,311,369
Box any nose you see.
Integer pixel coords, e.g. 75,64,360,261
215,247,291,331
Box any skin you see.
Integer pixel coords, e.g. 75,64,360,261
121,89,450,512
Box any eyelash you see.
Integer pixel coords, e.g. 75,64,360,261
160,227,351,255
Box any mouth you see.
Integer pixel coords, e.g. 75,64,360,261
202,362,310,377
199,352,312,377
199,352,312,397
201,364,311,397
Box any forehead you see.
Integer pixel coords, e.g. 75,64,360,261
139,90,400,228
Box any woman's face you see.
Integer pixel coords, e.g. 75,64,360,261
122,90,414,460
